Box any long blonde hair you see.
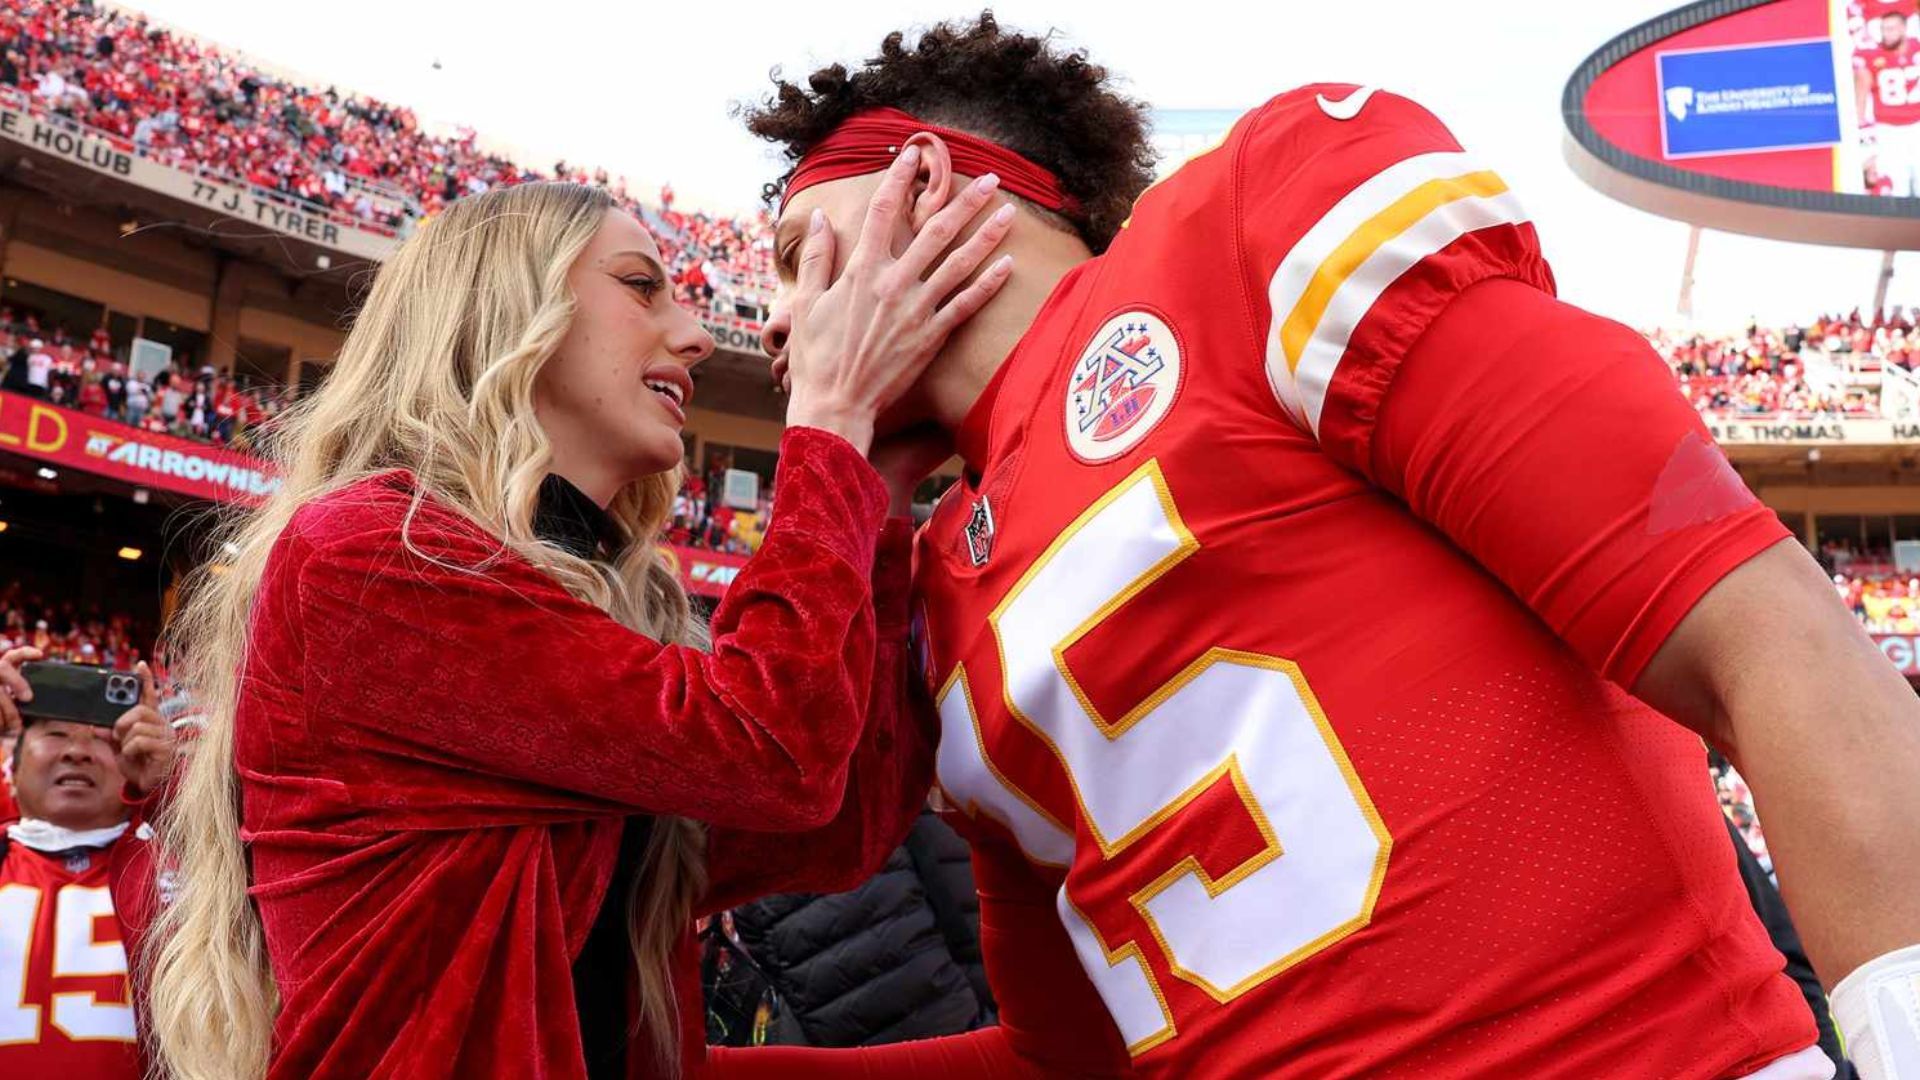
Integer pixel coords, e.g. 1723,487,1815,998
147,182,709,1079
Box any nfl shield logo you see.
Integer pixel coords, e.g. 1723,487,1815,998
965,496,995,567
1065,309,1183,463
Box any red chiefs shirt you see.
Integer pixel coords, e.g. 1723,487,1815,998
913,86,1813,1078
1858,38,1920,126
0,837,143,1079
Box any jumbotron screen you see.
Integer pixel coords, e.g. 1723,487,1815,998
1579,0,1917,198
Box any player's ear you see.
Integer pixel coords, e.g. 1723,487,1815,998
904,131,955,233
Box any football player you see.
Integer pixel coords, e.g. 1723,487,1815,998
732,14,1920,1080
1857,3,1920,196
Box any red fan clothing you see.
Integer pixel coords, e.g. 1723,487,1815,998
237,426,932,1080
76,378,108,416
911,87,1818,1078
1858,38,1920,127
0,816,161,1080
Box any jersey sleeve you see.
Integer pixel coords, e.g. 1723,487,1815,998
1237,87,1783,685
1238,85,1556,470
1368,278,1791,686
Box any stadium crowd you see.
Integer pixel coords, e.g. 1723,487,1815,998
4,1,1920,573
10,2,1920,444
1812,531,1920,632
0,0,777,320
0,578,151,670
1649,307,1917,419
669,463,772,556
1,319,291,449
1841,573,1920,633
1713,758,1769,873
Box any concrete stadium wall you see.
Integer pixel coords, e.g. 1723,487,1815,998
0,184,349,375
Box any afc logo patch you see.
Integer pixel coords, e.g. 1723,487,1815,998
1064,308,1183,463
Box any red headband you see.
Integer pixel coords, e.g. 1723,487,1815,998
781,107,1080,216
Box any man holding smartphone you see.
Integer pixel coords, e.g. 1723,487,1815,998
0,646,176,1079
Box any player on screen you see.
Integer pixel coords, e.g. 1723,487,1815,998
1857,6,1920,195
735,14,1920,1080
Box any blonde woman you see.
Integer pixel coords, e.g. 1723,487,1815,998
146,151,1016,1080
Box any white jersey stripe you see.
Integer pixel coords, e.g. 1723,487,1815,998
1295,187,1531,435
1260,144,1534,436
1262,150,1480,425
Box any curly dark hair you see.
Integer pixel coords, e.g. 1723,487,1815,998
740,11,1155,253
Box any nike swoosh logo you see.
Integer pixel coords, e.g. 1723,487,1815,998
1316,86,1377,121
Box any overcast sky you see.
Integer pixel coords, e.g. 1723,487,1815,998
121,0,1916,330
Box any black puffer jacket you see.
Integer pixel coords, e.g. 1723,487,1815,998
900,808,992,1019
728,809,993,1047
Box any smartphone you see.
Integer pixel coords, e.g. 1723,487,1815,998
17,661,140,728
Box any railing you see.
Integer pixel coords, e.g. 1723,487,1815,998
343,173,421,221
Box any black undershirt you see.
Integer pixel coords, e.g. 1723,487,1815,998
533,473,651,1078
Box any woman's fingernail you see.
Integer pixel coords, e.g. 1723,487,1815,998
900,145,921,165
994,254,1014,275
809,207,825,234
975,173,1001,194
992,204,1016,225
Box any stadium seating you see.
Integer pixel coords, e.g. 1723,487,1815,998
1833,568,1920,633
11,1,1920,428
0,578,151,670
0,0,777,323
1648,308,1917,419
5,5,1917,574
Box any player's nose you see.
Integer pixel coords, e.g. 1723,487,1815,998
762,298,791,363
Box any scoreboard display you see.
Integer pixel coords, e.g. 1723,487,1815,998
1564,0,1920,245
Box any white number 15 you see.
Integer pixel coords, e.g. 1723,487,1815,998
937,461,1393,1054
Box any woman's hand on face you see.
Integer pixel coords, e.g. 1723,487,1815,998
782,146,1018,456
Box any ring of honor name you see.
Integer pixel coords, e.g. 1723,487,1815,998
1065,309,1184,463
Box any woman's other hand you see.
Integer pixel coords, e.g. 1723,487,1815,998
782,146,1016,455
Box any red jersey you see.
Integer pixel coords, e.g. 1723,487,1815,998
1858,38,1920,126
0,836,142,1079
913,86,1815,1078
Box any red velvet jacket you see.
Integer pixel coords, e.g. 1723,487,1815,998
234,428,934,1079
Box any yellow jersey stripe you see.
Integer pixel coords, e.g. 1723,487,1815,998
1279,169,1510,372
